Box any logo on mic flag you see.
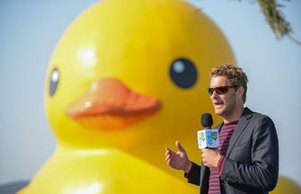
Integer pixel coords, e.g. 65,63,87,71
212,132,217,140
200,133,205,141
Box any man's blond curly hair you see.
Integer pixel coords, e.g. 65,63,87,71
210,64,248,103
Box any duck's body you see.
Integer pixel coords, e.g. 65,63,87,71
21,147,196,193
19,0,236,193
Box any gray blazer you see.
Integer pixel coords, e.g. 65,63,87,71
186,108,279,194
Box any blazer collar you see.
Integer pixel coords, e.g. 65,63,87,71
220,107,253,158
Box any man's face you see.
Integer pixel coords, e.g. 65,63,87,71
209,76,238,117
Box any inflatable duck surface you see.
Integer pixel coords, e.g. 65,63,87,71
19,0,236,193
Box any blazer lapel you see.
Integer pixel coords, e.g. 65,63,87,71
225,108,253,158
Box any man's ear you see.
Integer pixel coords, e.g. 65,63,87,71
237,86,244,98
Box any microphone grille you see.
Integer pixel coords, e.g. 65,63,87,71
201,113,213,128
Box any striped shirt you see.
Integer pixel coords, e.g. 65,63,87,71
208,121,238,194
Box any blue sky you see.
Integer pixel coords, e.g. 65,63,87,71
0,0,300,186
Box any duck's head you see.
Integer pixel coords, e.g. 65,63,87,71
45,0,235,158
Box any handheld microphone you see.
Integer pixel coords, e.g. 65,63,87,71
201,113,213,129
197,113,219,149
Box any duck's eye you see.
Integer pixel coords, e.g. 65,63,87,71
169,58,197,88
49,68,59,96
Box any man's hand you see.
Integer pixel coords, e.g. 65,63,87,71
202,148,221,168
165,141,192,173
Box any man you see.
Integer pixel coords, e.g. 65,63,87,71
165,64,279,194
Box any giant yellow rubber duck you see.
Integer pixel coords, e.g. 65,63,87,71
19,0,237,193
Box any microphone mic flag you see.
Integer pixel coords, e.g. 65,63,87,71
198,113,220,149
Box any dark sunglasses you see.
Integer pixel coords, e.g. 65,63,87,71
207,85,237,96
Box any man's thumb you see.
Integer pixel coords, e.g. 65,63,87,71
176,141,185,152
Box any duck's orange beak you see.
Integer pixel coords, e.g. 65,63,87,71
65,78,162,129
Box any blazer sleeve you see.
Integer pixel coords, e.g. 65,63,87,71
184,162,201,185
220,116,279,191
